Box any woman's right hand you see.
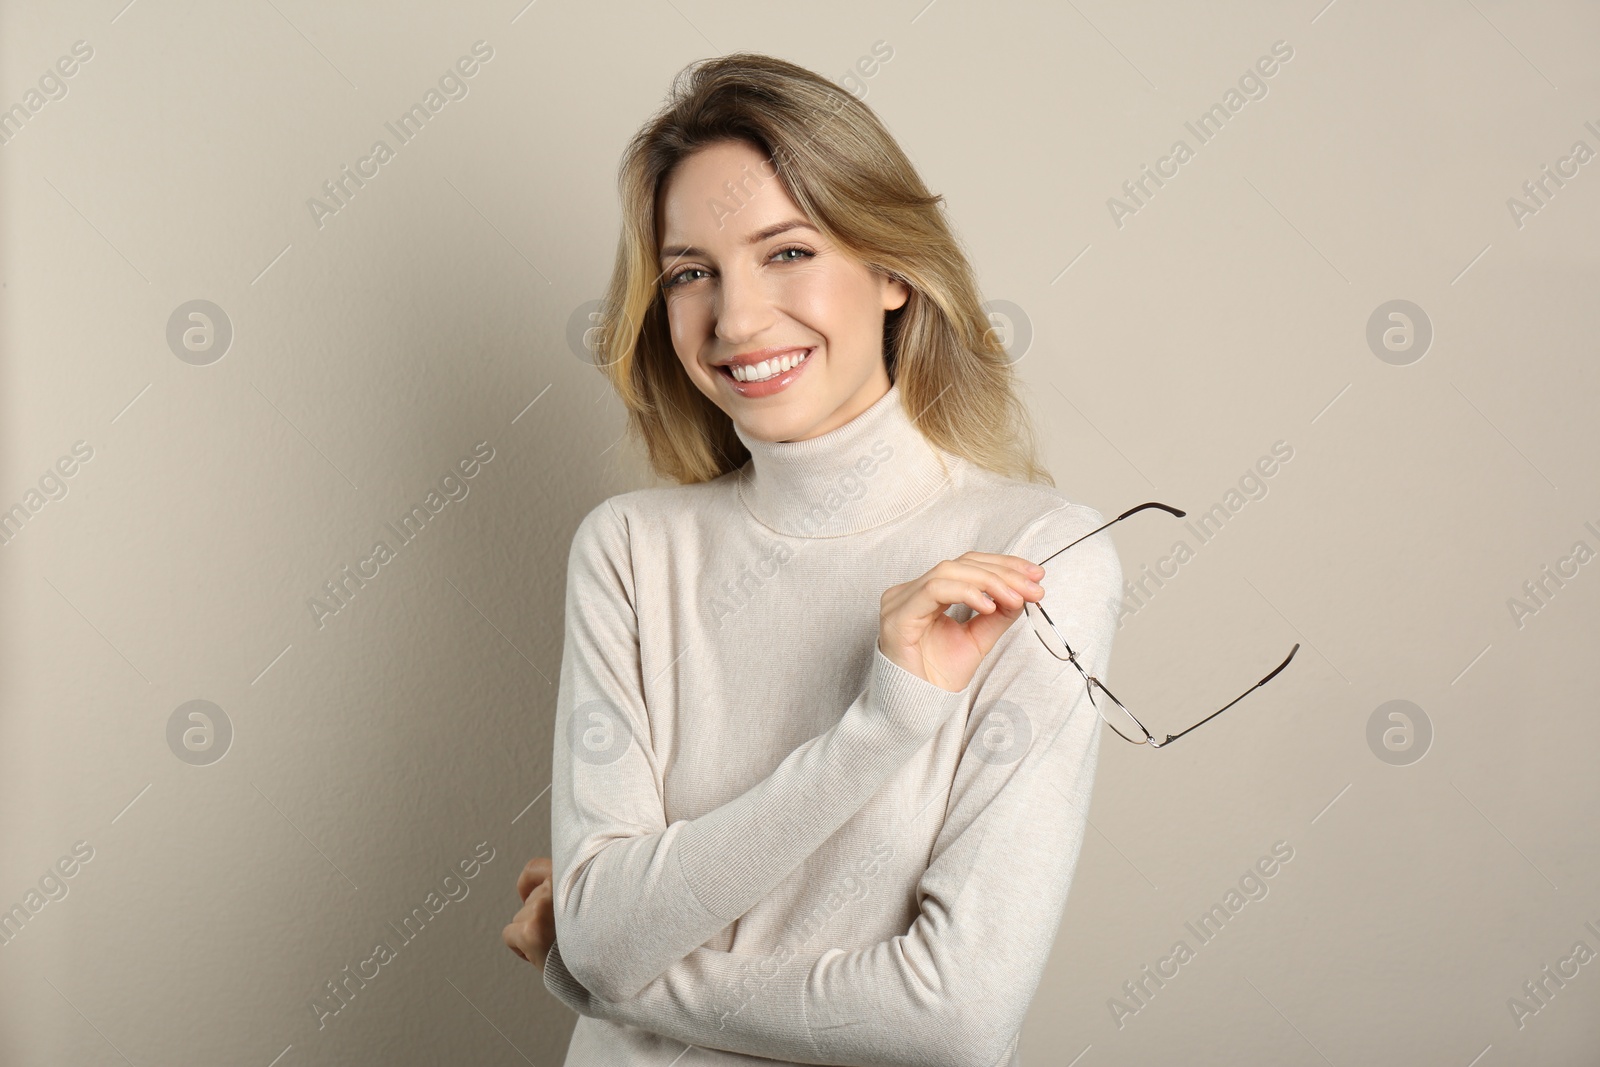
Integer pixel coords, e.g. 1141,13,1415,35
878,552,1047,694
504,856,557,973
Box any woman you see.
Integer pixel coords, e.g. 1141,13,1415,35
504,52,1122,1066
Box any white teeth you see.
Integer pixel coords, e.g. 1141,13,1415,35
731,349,809,382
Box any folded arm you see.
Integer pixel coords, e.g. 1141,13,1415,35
545,504,1122,1067
549,499,969,1003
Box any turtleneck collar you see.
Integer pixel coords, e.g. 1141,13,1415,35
732,379,953,538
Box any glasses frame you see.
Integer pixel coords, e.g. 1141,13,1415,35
1026,502,1299,749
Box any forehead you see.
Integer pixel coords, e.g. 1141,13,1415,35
657,140,805,249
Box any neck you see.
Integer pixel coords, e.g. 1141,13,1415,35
733,380,952,538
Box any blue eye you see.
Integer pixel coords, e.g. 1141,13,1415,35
664,266,708,288
663,245,815,289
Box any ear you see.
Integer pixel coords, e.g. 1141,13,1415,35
879,271,911,312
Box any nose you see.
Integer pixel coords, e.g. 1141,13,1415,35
713,259,777,347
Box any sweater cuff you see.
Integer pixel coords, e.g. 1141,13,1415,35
868,642,970,740
542,940,592,1014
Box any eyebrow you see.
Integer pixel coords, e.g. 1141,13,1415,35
659,219,818,262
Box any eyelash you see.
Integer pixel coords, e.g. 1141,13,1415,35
663,245,815,289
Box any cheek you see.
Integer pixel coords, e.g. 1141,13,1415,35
665,298,706,353
782,269,876,339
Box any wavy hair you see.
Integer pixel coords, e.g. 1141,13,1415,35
589,51,1052,488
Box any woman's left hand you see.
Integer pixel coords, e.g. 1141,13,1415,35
503,855,557,973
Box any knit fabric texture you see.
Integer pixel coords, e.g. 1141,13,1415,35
542,380,1123,1066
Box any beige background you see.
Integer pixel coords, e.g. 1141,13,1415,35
3,0,1597,1064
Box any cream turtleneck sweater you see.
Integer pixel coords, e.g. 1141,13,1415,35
541,380,1122,1066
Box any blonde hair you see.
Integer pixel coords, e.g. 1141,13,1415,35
590,51,1053,488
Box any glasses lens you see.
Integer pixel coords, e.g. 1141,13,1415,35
1028,602,1147,744
1088,680,1146,744
1026,600,1073,661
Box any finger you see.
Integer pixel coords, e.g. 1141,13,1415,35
509,894,542,924
883,571,1014,630
510,893,555,940
957,551,1047,580
960,579,1035,656
517,856,552,901
913,576,1025,622
503,890,556,969
532,882,556,940
926,560,1043,613
502,921,532,963
944,557,1045,595
517,856,553,902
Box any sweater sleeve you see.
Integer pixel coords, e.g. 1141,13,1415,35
546,499,971,1004
541,504,1123,1067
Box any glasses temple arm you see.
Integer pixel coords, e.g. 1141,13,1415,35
1159,643,1301,746
1035,502,1187,569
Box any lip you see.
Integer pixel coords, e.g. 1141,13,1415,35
715,347,816,398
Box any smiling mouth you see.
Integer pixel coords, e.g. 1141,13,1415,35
718,348,814,383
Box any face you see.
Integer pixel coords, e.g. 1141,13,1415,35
656,139,910,444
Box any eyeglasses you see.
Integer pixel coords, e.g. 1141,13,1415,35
1025,502,1299,749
